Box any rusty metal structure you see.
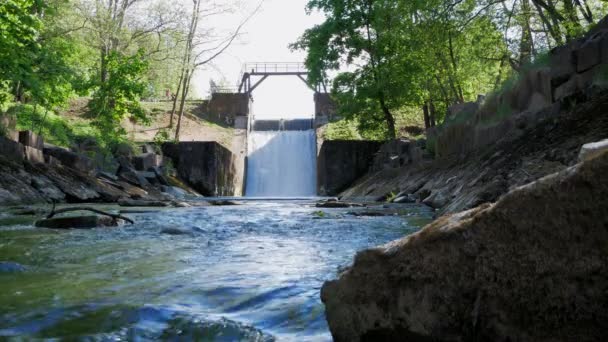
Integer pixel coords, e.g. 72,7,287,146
237,62,326,94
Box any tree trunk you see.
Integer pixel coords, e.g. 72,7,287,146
519,0,534,66
429,100,437,127
169,70,184,128
174,69,193,141
423,102,431,129
563,0,582,40
378,92,396,139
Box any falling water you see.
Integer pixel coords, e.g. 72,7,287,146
246,129,317,197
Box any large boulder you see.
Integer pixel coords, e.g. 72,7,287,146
35,215,122,229
0,136,24,162
321,150,608,341
132,153,164,171
18,130,44,150
43,146,95,174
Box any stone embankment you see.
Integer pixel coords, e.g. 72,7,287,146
341,17,608,215
323,16,608,342
322,146,608,341
0,128,198,206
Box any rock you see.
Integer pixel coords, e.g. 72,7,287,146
0,136,25,162
172,201,191,208
578,138,608,162
553,76,578,102
43,146,95,174
117,198,170,207
12,207,45,216
392,194,416,204
30,175,65,201
34,165,101,202
371,139,422,172
5,130,19,142
549,40,580,86
18,130,44,150
113,142,135,159
575,33,602,72
160,227,193,235
118,168,150,188
161,142,239,197
208,200,239,206
97,171,118,182
132,153,161,171
0,114,16,130
161,185,188,199
44,155,61,166
151,167,169,186
347,210,391,217
0,261,27,273
321,150,608,342
141,144,156,154
35,215,122,229
446,101,479,120
315,201,364,208
24,146,44,164
422,190,450,209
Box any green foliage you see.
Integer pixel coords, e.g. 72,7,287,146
153,128,173,145
312,210,326,218
89,50,150,142
9,103,98,147
323,119,361,140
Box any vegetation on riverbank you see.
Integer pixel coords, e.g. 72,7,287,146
294,0,608,139
0,0,249,154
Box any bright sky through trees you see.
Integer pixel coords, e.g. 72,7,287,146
192,0,325,119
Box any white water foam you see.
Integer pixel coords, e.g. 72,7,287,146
246,130,316,197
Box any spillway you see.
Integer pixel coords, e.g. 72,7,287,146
245,128,316,197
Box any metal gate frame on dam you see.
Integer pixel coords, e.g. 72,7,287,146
163,63,382,197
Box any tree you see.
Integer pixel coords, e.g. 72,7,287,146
293,0,408,138
295,0,607,139
172,0,263,140
88,50,149,145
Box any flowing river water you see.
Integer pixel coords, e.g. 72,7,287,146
0,201,433,341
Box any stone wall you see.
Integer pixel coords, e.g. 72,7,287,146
162,141,240,196
370,139,423,172
200,93,250,127
317,140,382,196
433,16,608,158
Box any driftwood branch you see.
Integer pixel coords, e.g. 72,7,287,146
46,205,135,225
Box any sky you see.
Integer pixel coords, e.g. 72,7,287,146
192,0,325,119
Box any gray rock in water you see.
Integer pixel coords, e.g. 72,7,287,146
0,261,27,273
321,150,608,341
161,185,188,199
118,198,169,207
316,201,364,208
160,227,193,235
392,194,416,204
35,215,121,229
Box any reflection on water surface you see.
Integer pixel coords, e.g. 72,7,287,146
0,201,433,341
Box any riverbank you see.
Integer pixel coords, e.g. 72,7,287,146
323,144,608,341
341,90,608,214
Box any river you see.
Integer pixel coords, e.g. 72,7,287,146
0,201,433,341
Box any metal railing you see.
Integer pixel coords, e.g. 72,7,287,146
241,62,307,75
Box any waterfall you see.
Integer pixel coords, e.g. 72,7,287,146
246,129,317,197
